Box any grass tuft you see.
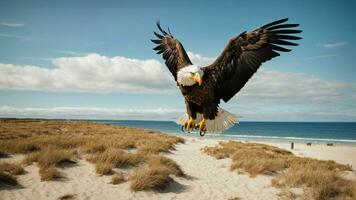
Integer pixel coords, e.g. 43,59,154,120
129,166,173,191
110,171,125,185
87,149,146,175
37,149,77,169
147,155,184,177
39,166,61,181
22,151,42,166
0,162,24,186
22,149,76,181
0,162,24,175
95,162,114,175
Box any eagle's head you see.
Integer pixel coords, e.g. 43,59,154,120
177,65,204,86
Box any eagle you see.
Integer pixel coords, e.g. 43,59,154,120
151,18,301,136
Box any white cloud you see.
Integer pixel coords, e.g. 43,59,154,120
319,41,348,49
0,22,24,27
0,52,355,107
0,53,175,93
187,51,215,66
0,106,183,120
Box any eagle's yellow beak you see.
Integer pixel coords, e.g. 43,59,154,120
192,73,202,86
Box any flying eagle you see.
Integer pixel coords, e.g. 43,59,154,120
151,18,301,136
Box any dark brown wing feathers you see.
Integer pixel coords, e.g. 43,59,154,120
206,18,302,102
151,21,192,80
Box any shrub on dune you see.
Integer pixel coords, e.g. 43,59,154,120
39,166,61,181
0,162,24,175
37,149,77,169
110,171,126,185
95,162,114,175
21,149,76,181
146,155,184,177
0,162,25,186
87,149,144,171
129,166,173,191
22,151,42,166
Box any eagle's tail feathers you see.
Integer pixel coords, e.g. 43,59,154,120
176,113,189,126
175,108,239,133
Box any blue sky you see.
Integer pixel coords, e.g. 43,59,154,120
0,0,355,121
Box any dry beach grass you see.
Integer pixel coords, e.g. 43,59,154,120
0,162,24,186
110,171,125,185
203,141,356,199
0,119,184,191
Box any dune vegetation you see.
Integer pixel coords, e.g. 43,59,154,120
110,171,126,185
203,141,356,200
0,161,24,186
0,119,184,191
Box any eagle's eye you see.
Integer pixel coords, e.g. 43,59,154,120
190,72,195,75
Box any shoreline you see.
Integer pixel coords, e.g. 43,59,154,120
167,131,356,147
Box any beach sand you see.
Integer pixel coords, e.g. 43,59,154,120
1,134,356,200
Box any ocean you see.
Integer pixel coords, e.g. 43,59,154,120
93,120,356,145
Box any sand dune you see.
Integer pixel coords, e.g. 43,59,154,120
2,136,356,200
1,138,281,200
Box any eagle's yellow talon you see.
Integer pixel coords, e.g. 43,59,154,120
183,116,195,132
195,118,206,133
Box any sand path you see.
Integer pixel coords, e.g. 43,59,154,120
164,138,279,200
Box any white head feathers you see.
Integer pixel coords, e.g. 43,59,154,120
177,65,204,86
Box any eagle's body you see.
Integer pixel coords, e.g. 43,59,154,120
180,71,219,120
151,18,301,136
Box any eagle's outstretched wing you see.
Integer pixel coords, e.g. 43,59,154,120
205,18,302,102
151,22,192,80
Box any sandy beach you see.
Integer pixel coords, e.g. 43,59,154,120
0,120,355,200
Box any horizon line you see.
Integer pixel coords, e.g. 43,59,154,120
1,117,355,123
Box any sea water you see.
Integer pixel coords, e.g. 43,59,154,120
93,120,356,145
